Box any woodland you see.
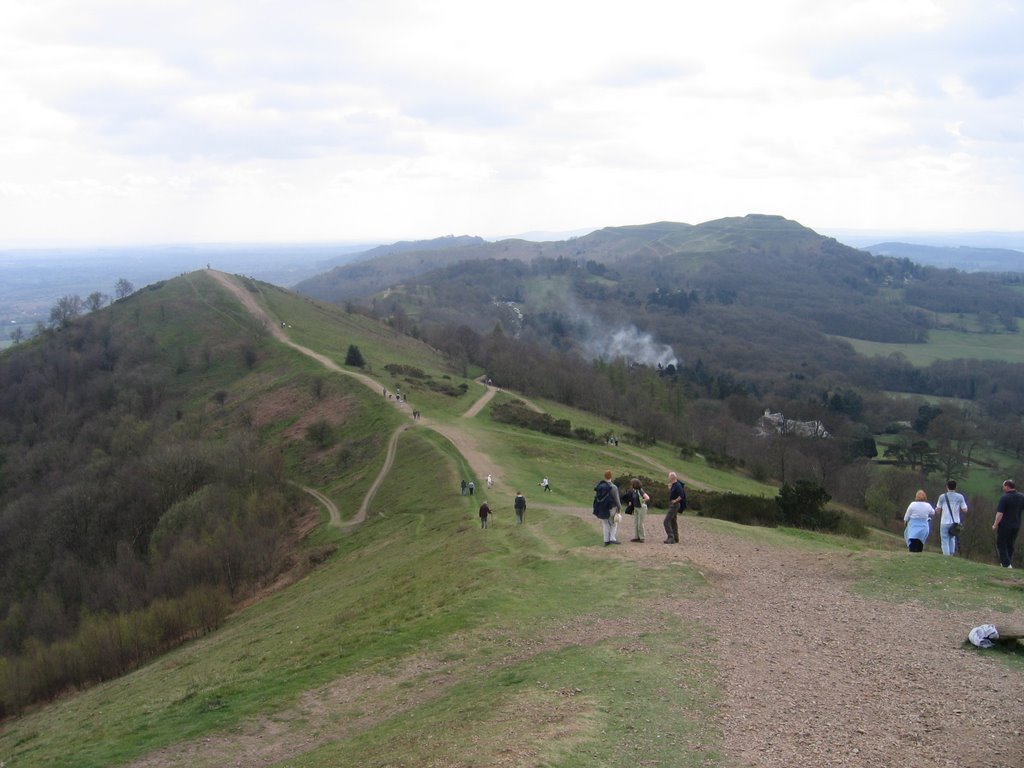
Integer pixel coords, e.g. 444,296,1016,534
301,216,1024,504
0,277,364,713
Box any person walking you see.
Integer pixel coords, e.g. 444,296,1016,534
468,481,475,496
935,480,968,556
627,477,650,543
903,490,934,552
479,501,491,529
994,479,1024,568
461,479,467,496
487,474,493,489
513,491,526,524
664,472,686,544
540,477,551,492
593,470,622,546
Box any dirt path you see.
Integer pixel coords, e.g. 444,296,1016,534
189,270,1024,767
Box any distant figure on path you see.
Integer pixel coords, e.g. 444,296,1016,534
468,481,475,496
994,479,1024,568
514,491,527,524
461,479,467,496
904,489,934,552
479,501,491,529
540,477,551,492
935,480,968,556
487,474,493,489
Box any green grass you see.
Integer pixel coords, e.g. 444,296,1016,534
0,430,720,768
837,329,1024,365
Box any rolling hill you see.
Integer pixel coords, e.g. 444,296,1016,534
1,269,1021,767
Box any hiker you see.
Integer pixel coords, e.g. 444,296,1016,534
540,477,551,492
479,501,491,529
514,491,526,524
994,479,1024,568
487,474,493,489
665,472,686,544
626,477,650,543
461,479,467,496
904,490,934,552
935,480,968,556
593,470,622,546
468,481,475,496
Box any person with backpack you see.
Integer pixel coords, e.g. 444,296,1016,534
593,470,622,546
513,491,527,524
627,477,650,543
665,472,686,544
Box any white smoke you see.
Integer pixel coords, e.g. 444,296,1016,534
584,324,679,368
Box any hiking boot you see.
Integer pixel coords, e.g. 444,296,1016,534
663,537,675,544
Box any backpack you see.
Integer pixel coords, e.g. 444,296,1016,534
593,480,614,519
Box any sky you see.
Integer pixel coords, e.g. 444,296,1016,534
1,0,1022,246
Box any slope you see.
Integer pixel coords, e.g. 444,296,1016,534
2,273,1022,768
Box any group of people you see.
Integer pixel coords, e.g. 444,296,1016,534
904,479,1024,567
479,491,527,528
592,471,687,546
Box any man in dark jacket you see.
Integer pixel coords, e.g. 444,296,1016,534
665,472,686,544
994,479,1024,568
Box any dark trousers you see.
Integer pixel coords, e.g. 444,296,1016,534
996,525,1020,567
663,504,680,542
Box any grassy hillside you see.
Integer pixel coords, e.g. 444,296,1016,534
3,272,1023,766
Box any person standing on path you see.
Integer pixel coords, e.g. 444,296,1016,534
935,480,968,556
664,472,686,544
468,481,475,496
513,491,526,524
461,479,467,496
487,474,493,489
994,479,1024,568
479,501,491,529
627,477,650,543
593,470,622,546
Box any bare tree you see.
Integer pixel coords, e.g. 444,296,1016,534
114,278,135,299
85,291,108,312
8,327,24,344
49,295,83,327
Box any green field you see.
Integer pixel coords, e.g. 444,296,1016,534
837,329,1024,365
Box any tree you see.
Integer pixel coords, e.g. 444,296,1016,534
49,295,83,327
8,327,24,345
85,292,108,312
114,278,135,299
345,344,365,368
775,480,833,530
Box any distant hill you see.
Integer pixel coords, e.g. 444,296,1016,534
863,242,1024,272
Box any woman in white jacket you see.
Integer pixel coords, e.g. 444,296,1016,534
903,489,934,552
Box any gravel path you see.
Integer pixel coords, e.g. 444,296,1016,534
593,516,1024,768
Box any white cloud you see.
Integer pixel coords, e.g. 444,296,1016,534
0,0,1021,245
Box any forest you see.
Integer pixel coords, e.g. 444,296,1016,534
0,279,332,713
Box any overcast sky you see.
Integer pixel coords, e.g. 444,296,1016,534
1,0,1021,246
